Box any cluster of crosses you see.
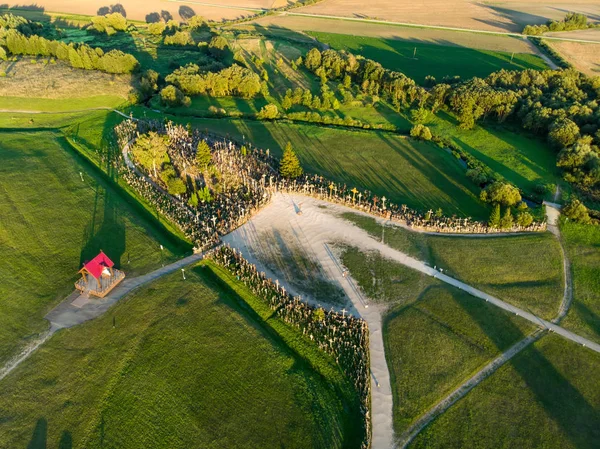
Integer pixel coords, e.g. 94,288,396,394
116,118,545,256
209,245,372,449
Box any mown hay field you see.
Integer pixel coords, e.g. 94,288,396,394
412,334,600,449
0,263,361,449
308,31,548,83
0,130,187,365
548,40,600,77
0,0,291,23
295,0,600,33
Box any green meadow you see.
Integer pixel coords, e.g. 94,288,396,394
0,130,188,365
0,263,362,449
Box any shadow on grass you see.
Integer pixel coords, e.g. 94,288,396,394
190,263,364,449
452,289,599,447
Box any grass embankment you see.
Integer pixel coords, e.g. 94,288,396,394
412,334,600,448
0,130,188,365
0,263,362,449
343,213,564,320
560,219,600,344
308,32,548,84
340,249,535,435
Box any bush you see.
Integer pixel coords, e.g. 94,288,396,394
208,35,229,59
410,124,432,141
257,104,279,120
480,181,522,207
164,31,194,46
160,85,191,107
562,199,591,224
148,22,166,35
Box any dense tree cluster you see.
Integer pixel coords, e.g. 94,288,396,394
89,12,129,35
164,30,195,46
165,63,261,99
2,29,138,73
304,48,427,111
448,68,600,191
523,12,595,35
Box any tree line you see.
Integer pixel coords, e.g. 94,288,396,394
523,12,597,35
1,29,139,73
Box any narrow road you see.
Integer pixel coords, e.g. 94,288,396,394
395,202,573,448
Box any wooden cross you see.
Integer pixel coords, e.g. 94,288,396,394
351,187,359,202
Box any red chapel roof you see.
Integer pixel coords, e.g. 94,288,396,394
81,251,115,279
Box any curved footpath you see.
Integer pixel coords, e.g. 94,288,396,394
395,202,573,448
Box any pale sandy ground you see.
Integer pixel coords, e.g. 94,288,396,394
245,15,539,53
547,28,600,42
549,40,600,76
0,0,287,22
296,0,600,33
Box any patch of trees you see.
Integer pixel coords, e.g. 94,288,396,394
165,63,261,99
89,12,130,35
2,29,139,73
160,85,191,108
447,68,600,191
523,12,597,35
164,30,195,46
0,13,42,36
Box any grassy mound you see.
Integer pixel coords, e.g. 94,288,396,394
0,263,361,449
0,130,187,364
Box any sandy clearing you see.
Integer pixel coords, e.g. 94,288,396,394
0,0,288,22
242,14,539,53
296,0,600,33
548,40,600,76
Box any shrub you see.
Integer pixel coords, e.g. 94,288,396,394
159,85,191,107
562,199,591,224
257,104,279,120
410,124,432,141
164,31,194,46
480,181,522,207
148,22,166,35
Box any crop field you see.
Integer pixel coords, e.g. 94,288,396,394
412,334,600,448
548,40,600,77
0,0,290,23
296,0,600,33
242,15,541,53
0,130,187,365
342,213,564,320
308,32,548,83
560,220,600,345
0,262,361,449
0,58,132,108
148,114,487,218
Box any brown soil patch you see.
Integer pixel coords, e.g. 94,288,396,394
296,0,600,33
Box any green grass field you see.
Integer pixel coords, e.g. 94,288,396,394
343,213,564,320
308,32,548,84
411,334,600,448
0,262,362,449
340,248,535,434
0,130,188,365
140,112,487,218
0,96,128,112
560,219,600,345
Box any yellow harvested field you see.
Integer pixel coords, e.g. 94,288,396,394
296,0,600,33
0,0,295,22
549,41,600,77
547,29,600,43
243,15,540,54
0,58,133,100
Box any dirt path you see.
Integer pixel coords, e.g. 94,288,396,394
0,252,203,382
394,201,573,448
222,192,596,449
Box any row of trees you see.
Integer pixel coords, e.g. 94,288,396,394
523,12,596,35
1,29,138,73
165,63,262,99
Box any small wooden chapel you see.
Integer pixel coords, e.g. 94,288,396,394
75,250,125,298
